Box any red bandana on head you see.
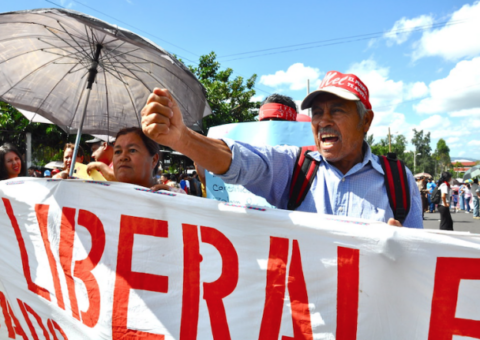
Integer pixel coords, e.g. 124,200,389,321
259,103,297,121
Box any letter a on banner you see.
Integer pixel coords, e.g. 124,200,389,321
258,237,314,340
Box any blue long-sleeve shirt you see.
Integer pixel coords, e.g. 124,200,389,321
217,139,423,229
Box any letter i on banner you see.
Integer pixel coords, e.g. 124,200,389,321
180,224,239,340
258,237,314,340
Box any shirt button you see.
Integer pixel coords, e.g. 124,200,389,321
338,207,344,212
342,178,345,182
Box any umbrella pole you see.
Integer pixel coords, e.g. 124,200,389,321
68,44,103,178
69,88,92,177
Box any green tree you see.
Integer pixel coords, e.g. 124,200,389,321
0,101,87,165
188,52,260,133
432,138,451,177
367,133,407,161
411,129,434,174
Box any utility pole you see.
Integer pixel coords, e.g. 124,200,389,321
388,127,391,153
307,79,311,117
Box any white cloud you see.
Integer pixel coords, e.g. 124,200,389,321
250,95,265,102
468,140,480,146
260,63,321,91
446,137,459,144
450,107,480,117
415,57,480,114
384,15,433,45
419,114,451,130
405,82,429,100
347,59,404,111
412,1,480,61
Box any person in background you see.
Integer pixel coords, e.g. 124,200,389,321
85,137,103,154
0,143,25,180
459,183,466,211
426,178,436,213
464,183,472,213
258,94,298,121
86,139,115,180
53,143,84,179
44,170,52,178
475,186,480,220
188,171,203,197
179,173,190,194
472,179,479,219
438,171,454,231
28,166,36,177
451,190,458,213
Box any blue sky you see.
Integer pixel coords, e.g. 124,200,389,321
3,0,480,159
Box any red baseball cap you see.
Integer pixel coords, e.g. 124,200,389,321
301,71,371,110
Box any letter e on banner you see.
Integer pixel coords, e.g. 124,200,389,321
112,215,168,340
428,257,480,340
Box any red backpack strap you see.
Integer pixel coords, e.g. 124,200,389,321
288,145,320,210
379,153,411,224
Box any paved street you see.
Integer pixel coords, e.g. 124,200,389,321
422,209,480,233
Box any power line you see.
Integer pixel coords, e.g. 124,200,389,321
44,0,273,97
218,19,467,62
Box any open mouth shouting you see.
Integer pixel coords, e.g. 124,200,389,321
318,129,341,149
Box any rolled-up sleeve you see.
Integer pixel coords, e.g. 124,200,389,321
217,138,298,207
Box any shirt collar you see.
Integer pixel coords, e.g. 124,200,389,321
308,142,385,176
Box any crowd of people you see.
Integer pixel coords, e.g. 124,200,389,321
0,127,206,198
1,69,479,231
416,174,480,230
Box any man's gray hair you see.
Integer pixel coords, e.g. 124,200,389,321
356,101,369,120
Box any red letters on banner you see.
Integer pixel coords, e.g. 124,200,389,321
258,237,313,340
336,247,359,340
18,298,51,340
36,204,66,311
112,215,169,339
73,209,105,327
428,257,480,340
0,291,16,338
59,207,80,321
180,224,239,340
2,198,51,301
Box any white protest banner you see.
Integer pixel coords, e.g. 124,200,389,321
1,178,480,339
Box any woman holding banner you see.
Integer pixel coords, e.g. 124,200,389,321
0,143,25,180
112,127,185,193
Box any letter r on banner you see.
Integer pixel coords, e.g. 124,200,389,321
180,224,239,340
428,257,480,340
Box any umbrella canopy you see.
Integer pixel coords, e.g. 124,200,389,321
464,165,480,180
0,8,211,136
414,172,432,179
44,160,65,169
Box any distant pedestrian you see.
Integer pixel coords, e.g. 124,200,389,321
472,179,479,219
459,183,466,210
464,184,472,213
437,172,454,231
426,178,436,212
